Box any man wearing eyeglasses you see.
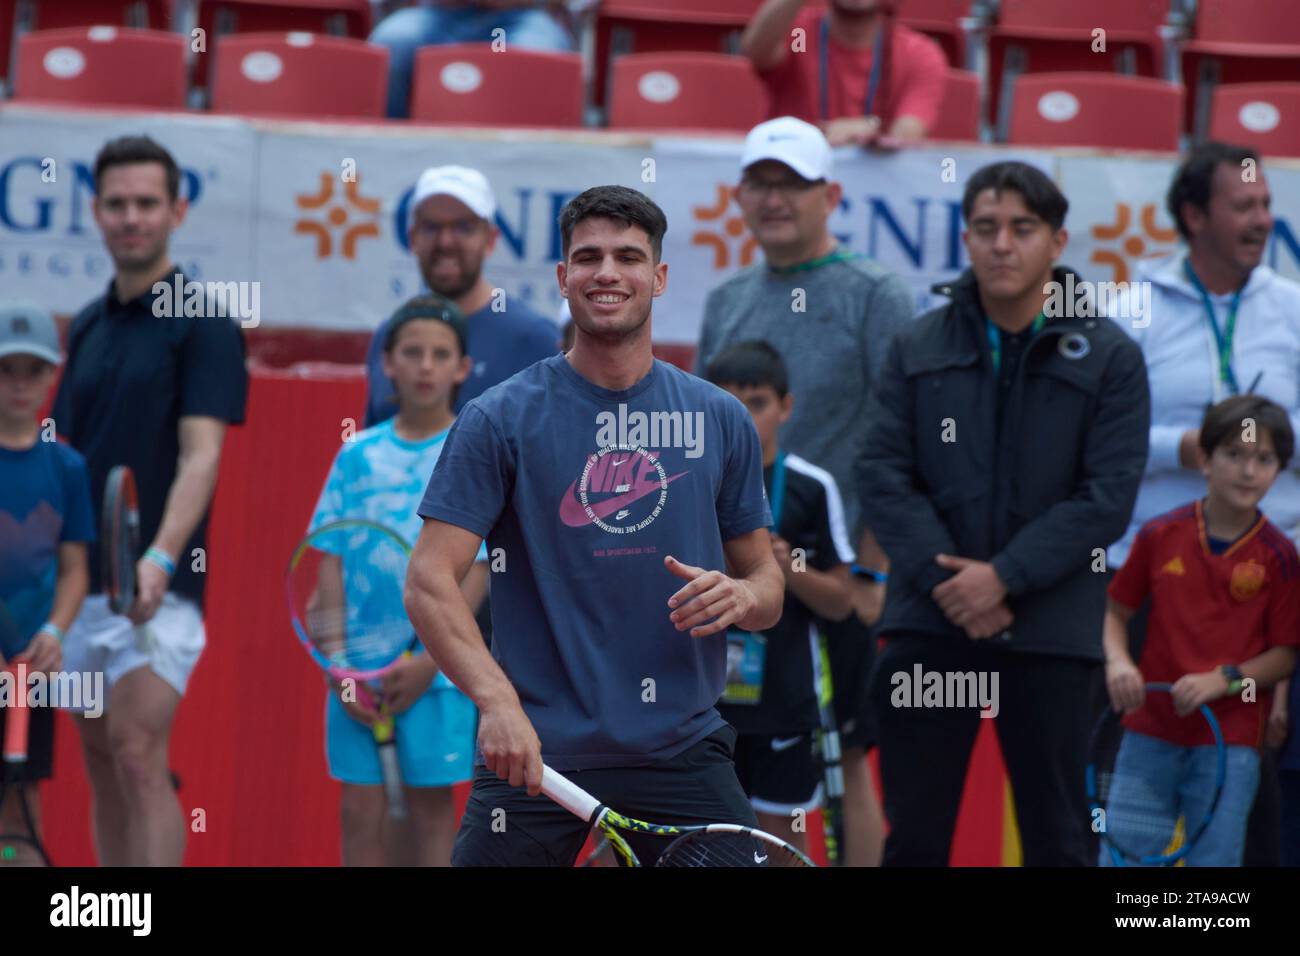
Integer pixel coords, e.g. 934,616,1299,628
363,166,559,428
696,116,915,865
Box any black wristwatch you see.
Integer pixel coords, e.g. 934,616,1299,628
1220,664,1245,694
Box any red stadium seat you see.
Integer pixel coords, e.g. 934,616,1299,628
409,44,583,128
1006,73,1182,152
608,53,767,131
988,0,1168,129
1210,83,1300,160
211,32,387,119
928,68,980,142
1,0,14,93
27,0,171,30
193,0,371,87
1182,0,1300,137
895,0,972,67
14,26,187,109
593,0,761,107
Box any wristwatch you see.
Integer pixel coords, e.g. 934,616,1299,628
851,563,888,584
1220,664,1245,694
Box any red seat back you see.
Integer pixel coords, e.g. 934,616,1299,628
1008,73,1182,151
928,68,980,141
15,26,187,109
608,52,768,131
1210,83,1300,159
410,45,583,128
211,32,387,118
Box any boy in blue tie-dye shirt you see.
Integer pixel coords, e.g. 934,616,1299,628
308,296,488,866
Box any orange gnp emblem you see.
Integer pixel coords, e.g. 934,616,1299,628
1091,203,1177,283
294,173,381,260
692,185,759,270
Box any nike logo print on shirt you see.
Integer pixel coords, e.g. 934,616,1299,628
558,471,687,527
769,735,804,753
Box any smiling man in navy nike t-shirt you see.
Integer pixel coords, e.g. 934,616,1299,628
407,185,786,867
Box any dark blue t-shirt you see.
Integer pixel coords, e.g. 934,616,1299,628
0,438,95,657
364,298,559,427
418,354,771,770
51,276,248,608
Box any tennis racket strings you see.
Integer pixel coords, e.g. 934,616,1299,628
656,826,812,868
289,521,416,677
1087,683,1226,865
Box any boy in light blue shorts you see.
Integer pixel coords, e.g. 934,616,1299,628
308,296,488,866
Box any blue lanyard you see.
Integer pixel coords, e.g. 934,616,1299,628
987,313,1045,375
819,16,884,122
1183,257,1243,396
769,451,786,530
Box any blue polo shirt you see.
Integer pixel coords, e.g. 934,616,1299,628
51,274,248,608
418,354,771,771
363,298,558,428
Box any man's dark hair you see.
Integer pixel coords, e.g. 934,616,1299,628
1200,394,1294,470
704,340,789,398
961,161,1068,231
558,186,668,261
94,135,182,201
1166,141,1261,240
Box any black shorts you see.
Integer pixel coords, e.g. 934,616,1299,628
451,726,757,867
0,704,55,784
732,731,822,815
823,615,877,751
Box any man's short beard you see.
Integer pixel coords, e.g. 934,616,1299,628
111,242,168,275
422,263,481,302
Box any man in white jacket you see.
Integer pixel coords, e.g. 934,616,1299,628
1110,142,1300,567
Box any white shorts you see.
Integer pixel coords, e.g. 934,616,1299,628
60,593,206,713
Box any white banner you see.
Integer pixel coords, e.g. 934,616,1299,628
651,138,1058,342
252,124,652,330
0,106,256,308
1058,151,1300,288
4,105,1299,345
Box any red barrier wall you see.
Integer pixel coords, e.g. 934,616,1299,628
40,365,1010,866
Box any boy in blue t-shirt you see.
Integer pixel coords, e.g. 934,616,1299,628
307,296,488,867
0,302,95,864
706,341,855,854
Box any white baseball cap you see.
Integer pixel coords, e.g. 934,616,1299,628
411,165,496,220
740,116,833,182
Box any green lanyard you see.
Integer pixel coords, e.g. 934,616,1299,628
987,312,1046,375
1183,257,1243,397
768,247,859,275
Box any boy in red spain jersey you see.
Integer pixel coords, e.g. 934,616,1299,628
1105,394,1300,865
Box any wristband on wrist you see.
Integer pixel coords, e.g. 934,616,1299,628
851,563,888,583
144,546,177,577
1220,664,1245,694
38,621,65,643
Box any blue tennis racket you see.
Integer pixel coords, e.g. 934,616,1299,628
1087,682,1227,866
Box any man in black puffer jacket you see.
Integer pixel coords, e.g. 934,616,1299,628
856,161,1150,866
